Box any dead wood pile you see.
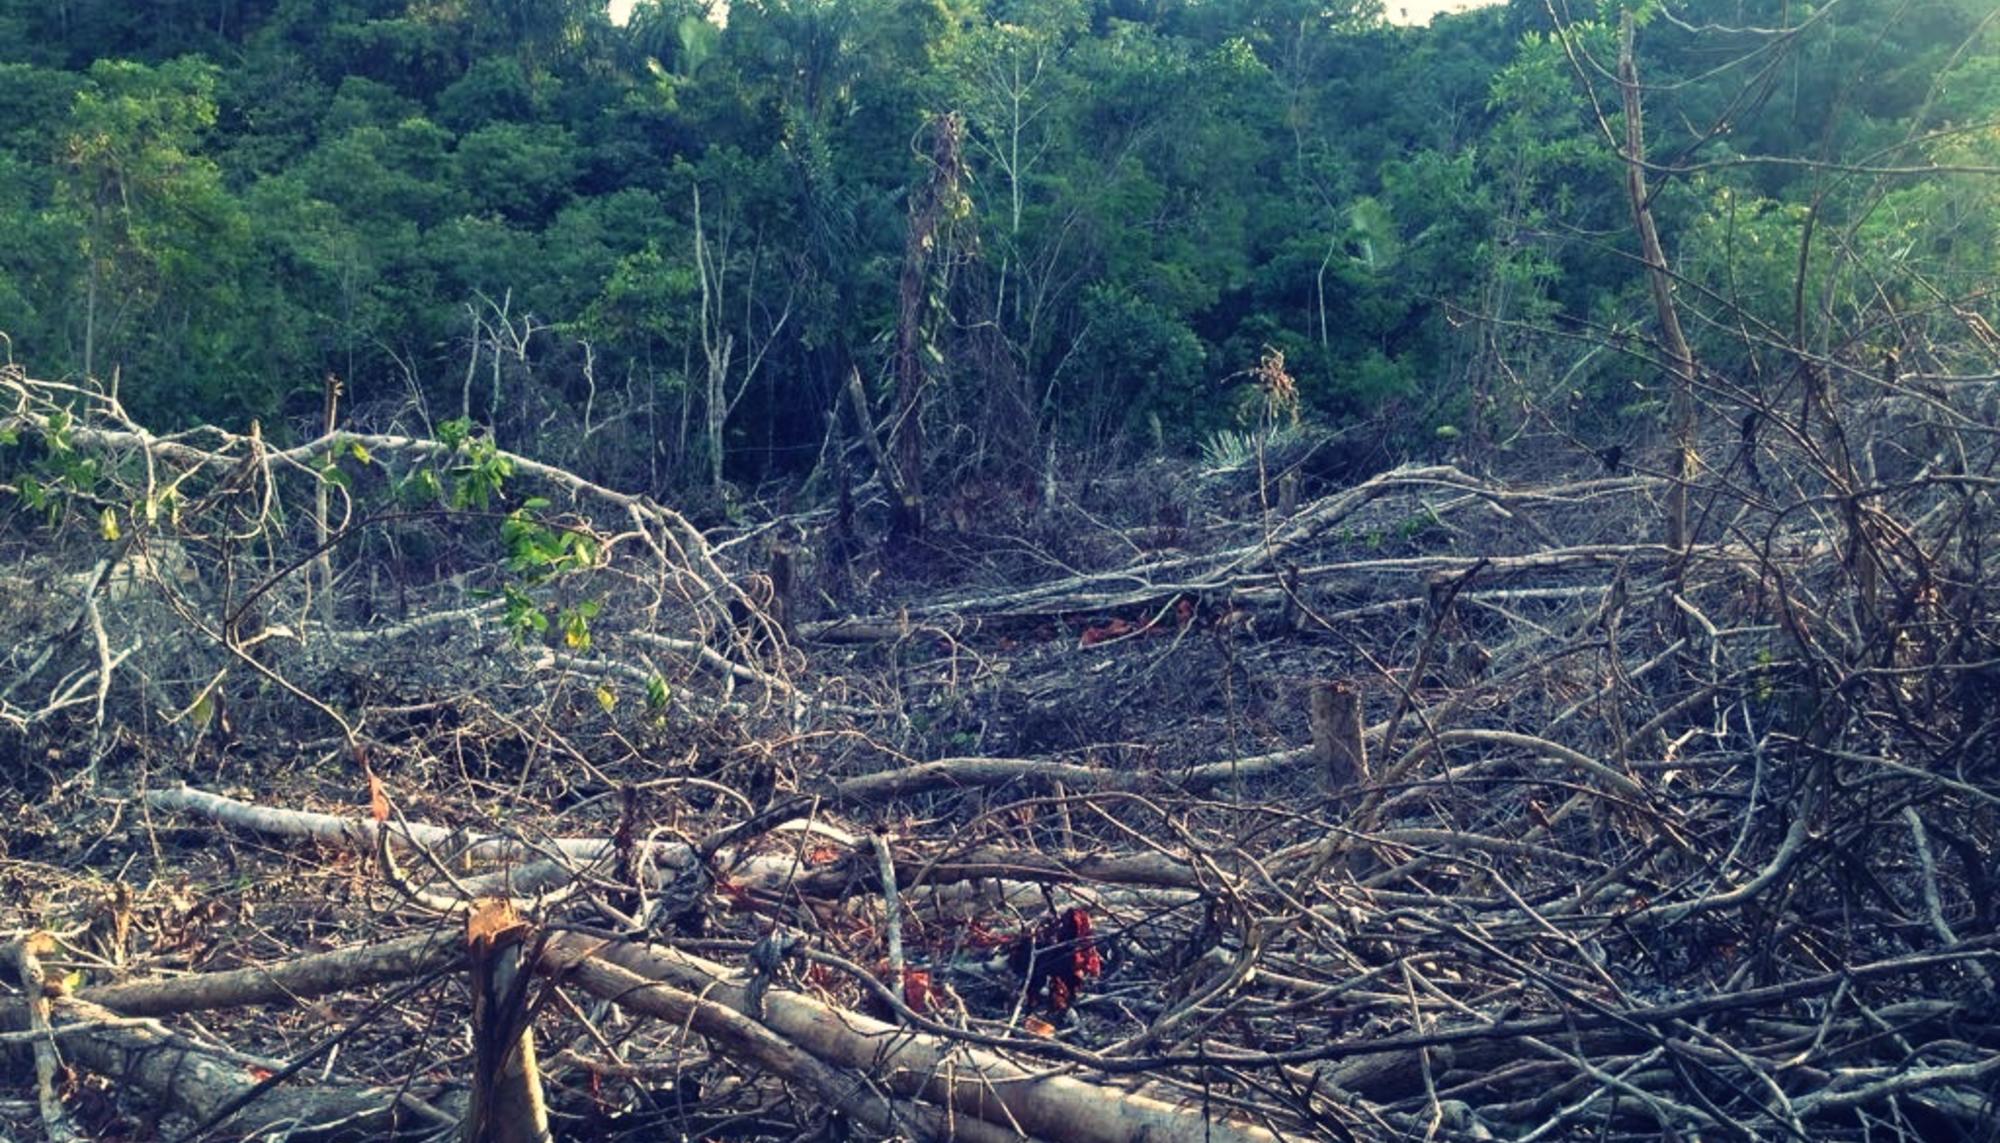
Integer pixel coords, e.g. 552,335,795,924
1,359,1997,1141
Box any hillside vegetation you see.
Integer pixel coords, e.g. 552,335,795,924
2,1,1998,1141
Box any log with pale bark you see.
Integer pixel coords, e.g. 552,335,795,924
125,790,1288,1141
540,943,1029,1143
79,930,466,1016
551,935,1281,1143
142,784,1210,914
463,901,551,1143
70,908,1277,1143
0,994,455,1140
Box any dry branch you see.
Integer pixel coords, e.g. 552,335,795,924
3,934,75,1142
8,316,2000,1143
81,930,463,1016
0,995,453,1140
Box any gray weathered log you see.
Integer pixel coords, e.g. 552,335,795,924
0,996,453,1140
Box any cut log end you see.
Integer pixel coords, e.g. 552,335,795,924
1309,680,1368,792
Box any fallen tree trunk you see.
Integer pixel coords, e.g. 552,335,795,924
541,941,1031,1143
82,930,460,1016
76,925,1026,1139
0,995,454,1140
142,785,808,891
552,934,1281,1143
145,785,1230,910
145,785,655,866
78,921,1271,1143
795,467,1673,631
822,743,1327,802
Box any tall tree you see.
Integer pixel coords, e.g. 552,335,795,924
58,57,250,420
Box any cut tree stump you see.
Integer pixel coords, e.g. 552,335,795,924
1310,680,1368,791
463,901,550,1143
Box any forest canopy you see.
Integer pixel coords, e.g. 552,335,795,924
2,0,1992,504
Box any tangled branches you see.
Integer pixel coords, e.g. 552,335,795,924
0,363,799,792
2,332,1998,1141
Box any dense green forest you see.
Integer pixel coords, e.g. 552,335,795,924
1,0,1995,503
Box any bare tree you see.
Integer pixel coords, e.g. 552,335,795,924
693,184,795,497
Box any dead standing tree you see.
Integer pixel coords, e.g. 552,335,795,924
693,184,797,499
1615,11,1700,559
886,111,969,540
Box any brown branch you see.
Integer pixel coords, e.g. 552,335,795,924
82,929,463,1017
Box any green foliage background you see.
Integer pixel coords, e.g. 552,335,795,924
0,0,1993,492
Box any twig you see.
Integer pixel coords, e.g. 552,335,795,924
4,933,78,1141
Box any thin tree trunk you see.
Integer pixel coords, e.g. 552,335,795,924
889,112,967,539
694,186,734,495
83,207,101,382
1618,12,1699,552
315,373,340,630
843,367,911,513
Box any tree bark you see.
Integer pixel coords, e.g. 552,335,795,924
5,934,76,1141
889,111,968,540
0,995,453,1141
1618,13,1699,553
540,942,1030,1143
84,929,462,1016
1309,680,1368,791
463,901,550,1143
550,934,1281,1143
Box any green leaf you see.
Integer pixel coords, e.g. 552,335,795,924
46,408,71,452
319,455,352,489
397,469,443,506
437,417,473,451
502,584,549,645
562,617,591,650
